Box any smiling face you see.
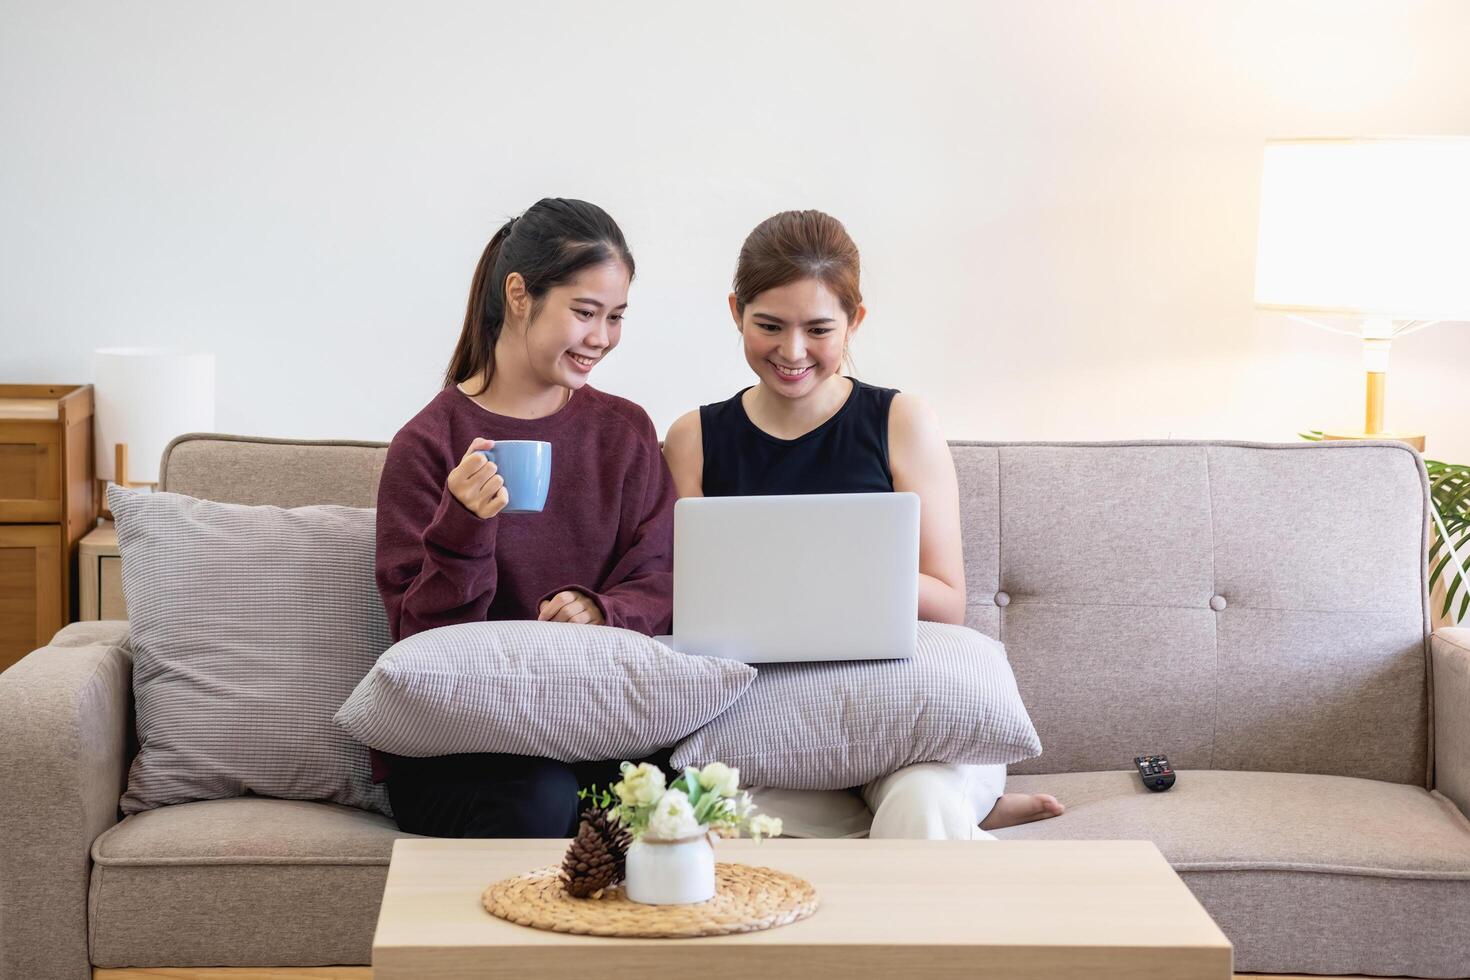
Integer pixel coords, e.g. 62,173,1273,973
731,277,865,400
514,259,631,390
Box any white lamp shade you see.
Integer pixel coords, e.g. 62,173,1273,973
1253,137,1470,321
94,347,216,484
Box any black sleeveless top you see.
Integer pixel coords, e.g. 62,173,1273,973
699,378,899,496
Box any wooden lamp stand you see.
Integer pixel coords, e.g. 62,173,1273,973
1321,369,1426,451
1317,318,1426,452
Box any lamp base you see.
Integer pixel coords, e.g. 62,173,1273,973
1321,430,1425,452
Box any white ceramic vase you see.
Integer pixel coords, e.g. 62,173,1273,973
624,828,715,905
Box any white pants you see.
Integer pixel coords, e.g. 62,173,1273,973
860,762,1007,840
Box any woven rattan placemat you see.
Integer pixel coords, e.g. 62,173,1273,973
482,862,819,938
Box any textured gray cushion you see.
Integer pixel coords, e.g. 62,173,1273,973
995,769,1470,977
334,621,756,761
671,622,1041,789
109,486,391,816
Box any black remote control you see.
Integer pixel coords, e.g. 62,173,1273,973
1135,754,1175,792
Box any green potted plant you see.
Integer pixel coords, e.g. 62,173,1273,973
1425,459,1470,624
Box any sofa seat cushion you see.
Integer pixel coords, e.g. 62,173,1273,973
997,770,1470,977
89,797,411,968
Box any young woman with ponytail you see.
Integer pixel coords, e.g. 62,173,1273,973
373,198,676,838
664,209,1064,840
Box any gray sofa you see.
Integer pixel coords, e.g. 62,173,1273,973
2,432,1469,978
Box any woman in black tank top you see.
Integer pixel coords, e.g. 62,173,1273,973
698,377,897,497
664,210,1063,839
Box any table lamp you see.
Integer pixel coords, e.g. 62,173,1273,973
94,347,215,515
1253,137,1470,451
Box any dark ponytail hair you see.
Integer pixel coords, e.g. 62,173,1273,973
444,198,635,393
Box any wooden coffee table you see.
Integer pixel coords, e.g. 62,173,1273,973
372,838,1232,979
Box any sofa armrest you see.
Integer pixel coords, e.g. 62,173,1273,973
1433,627,1470,820
0,621,132,980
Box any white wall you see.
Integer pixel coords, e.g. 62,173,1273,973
5,1,1470,461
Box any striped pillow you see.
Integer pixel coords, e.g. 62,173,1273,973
109,486,391,816
333,621,756,761
671,622,1042,789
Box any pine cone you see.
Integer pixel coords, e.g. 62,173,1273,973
587,806,632,875
560,806,631,898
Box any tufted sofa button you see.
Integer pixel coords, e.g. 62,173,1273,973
995,591,1011,607
1209,594,1227,611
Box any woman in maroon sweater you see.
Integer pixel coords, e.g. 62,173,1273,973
374,198,675,838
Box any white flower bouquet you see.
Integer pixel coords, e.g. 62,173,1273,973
567,761,782,905
604,761,782,842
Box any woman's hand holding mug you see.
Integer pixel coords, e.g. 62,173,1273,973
448,437,510,518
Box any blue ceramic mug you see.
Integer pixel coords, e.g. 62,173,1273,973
479,440,552,513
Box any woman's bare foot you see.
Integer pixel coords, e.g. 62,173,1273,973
979,792,1065,831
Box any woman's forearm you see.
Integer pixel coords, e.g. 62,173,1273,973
917,572,966,626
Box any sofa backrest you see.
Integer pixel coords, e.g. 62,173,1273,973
952,440,1430,786
159,433,1432,785
160,434,388,508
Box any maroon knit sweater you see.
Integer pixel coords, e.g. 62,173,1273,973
371,384,675,779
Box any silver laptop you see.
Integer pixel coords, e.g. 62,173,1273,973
660,492,920,663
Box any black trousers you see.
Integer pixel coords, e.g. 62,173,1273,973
387,748,675,839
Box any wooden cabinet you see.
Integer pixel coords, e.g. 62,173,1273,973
0,525,63,664
0,385,96,671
